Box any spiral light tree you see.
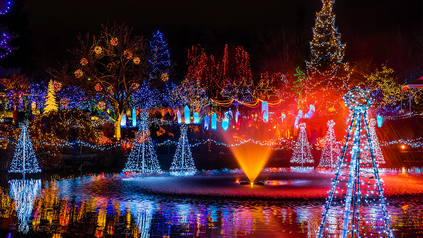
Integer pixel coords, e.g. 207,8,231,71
317,87,393,238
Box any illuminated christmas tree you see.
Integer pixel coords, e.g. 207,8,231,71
123,111,162,176
9,179,41,233
8,123,41,175
170,125,197,176
149,30,171,83
290,123,314,167
318,88,393,238
318,120,341,169
306,0,351,93
43,80,58,113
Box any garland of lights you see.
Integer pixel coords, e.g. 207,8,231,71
290,123,314,167
169,125,197,176
8,123,41,175
122,111,162,175
317,87,393,238
318,120,341,169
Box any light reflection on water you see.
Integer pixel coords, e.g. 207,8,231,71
0,174,422,238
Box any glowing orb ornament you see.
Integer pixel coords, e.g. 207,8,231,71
124,50,133,59
133,57,140,65
74,69,83,78
110,37,118,46
80,58,88,66
94,46,102,54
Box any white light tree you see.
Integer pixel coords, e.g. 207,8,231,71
122,111,162,176
8,123,41,176
170,125,197,176
318,120,341,168
290,123,314,167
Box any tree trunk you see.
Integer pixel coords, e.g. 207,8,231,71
114,113,123,141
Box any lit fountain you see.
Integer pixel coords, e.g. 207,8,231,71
231,142,273,185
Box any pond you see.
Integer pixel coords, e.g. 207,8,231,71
0,173,422,238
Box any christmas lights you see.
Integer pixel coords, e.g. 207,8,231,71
290,123,314,167
8,123,42,175
149,30,171,82
317,87,393,238
170,125,197,176
43,80,58,113
305,0,351,111
318,120,341,169
122,111,162,175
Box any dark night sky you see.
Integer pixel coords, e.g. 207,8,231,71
17,0,423,79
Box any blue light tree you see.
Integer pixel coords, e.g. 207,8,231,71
8,122,41,176
149,30,171,83
317,88,393,238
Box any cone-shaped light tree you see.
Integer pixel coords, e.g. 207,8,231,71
290,123,314,167
170,125,197,176
43,80,58,113
8,123,41,175
317,88,393,238
318,120,341,168
122,111,162,175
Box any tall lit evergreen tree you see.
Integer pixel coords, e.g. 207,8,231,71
149,30,171,83
306,0,351,93
44,79,58,113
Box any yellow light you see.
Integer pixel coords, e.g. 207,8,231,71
250,182,254,188
401,145,405,149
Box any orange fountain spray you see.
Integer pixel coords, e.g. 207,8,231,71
231,142,273,183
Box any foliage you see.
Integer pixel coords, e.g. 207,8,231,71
360,65,421,114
